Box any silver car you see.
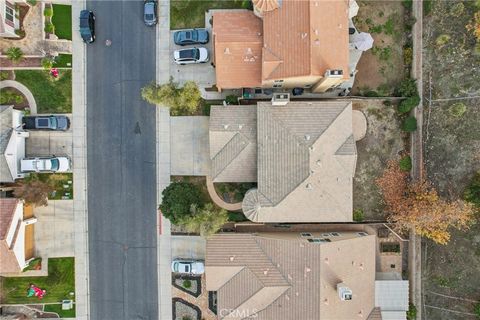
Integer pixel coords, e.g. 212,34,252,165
174,47,209,65
20,156,71,173
171,259,205,275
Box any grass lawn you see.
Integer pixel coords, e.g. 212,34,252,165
171,0,248,29
52,4,72,40
27,173,73,200
44,303,76,318
2,258,75,304
55,54,72,68
15,70,72,113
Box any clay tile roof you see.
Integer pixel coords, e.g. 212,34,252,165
0,198,18,240
252,0,280,13
212,11,263,90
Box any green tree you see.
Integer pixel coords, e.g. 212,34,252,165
178,203,228,237
449,102,467,117
395,78,418,97
398,95,420,114
464,171,480,209
6,47,24,63
14,179,54,207
44,7,53,16
399,155,412,171
402,116,417,132
159,182,204,224
353,209,364,222
141,78,202,115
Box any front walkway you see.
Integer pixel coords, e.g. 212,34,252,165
206,176,242,211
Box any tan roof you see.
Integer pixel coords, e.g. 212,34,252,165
262,0,350,80
0,198,21,274
206,232,376,320
252,0,280,14
209,105,257,182
212,11,263,90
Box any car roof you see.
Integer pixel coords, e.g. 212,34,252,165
179,48,196,59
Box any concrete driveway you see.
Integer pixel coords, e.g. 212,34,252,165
169,31,216,87
33,200,74,258
26,130,73,159
170,116,211,176
171,236,206,260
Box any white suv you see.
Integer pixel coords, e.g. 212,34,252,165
174,47,209,65
20,156,71,173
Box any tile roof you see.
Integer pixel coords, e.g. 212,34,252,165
209,106,257,182
0,198,18,239
212,11,263,90
206,232,376,319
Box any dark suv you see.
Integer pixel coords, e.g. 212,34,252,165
23,115,70,131
143,0,157,26
79,10,95,43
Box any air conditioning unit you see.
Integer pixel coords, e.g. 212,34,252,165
337,283,353,301
271,93,290,106
325,69,344,78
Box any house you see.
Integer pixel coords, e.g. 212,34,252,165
0,198,36,274
206,229,409,320
0,105,29,182
212,0,366,92
0,0,24,38
209,100,357,223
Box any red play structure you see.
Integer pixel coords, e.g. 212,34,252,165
27,284,46,299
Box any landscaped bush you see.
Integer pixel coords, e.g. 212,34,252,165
402,116,417,132
449,2,464,17
403,46,413,65
448,102,467,117
464,171,480,209
225,95,239,105
5,47,24,63
399,155,412,172
44,21,55,33
41,57,54,70
43,7,53,16
407,304,417,320
0,89,24,105
353,209,364,222
0,71,9,80
436,34,451,46
27,0,37,5
398,95,420,114
159,182,204,224
395,78,418,97
182,279,192,289
364,90,379,97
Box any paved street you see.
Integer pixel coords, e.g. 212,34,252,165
86,1,158,319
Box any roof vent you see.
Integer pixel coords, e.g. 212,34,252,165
246,47,253,54
304,135,311,141
306,183,313,190
223,124,229,129
314,39,320,46
324,298,329,305
239,124,243,130
272,93,290,106
309,146,314,152
316,160,321,166
301,32,308,39
229,255,235,261
224,47,231,54
263,269,269,275
337,283,353,301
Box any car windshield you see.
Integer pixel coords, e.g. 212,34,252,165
50,159,59,171
145,14,154,20
50,117,57,129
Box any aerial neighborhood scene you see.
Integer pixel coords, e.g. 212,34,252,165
0,0,479,319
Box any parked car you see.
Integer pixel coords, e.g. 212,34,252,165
79,10,95,43
173,29,209,46
173,47,209,65
143,0,157,26
20,156,71,173
171,259,205,275
23,115,70,131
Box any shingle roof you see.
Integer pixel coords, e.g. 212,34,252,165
206,232,376,320
212,11,263,90
209,106,257,182
0,198,18,240
0,106,14,182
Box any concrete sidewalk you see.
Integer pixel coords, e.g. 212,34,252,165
156,0,173,319
71,0,90,319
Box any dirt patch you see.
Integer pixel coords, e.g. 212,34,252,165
352,99,405,220
352,1,409,95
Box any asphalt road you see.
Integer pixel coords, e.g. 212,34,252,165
85,1,158,319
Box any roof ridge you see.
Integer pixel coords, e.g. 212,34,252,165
212,132,250,178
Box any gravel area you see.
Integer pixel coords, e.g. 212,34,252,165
173,297,201,320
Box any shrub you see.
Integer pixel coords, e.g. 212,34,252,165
241,0,253,10
225,95,239,105
364,90,379,97
402,0,412,10
449,2,464,17
423,0,433,16
0,71,9,81
382,100,392,106
402,116,417,132
396,78,418,97
403,46,413,65
407,304,417,320
353,209,364,222
41,57,54,70
159,182,204,224
5,47,24,63
44,22,55,33
44,7,53,16
178,203,229,237
0,89,24,105
448,102,467,117
464,172,480,209
436,34,451,46
182,279,192,289
27,0,37,5
399,156,412,172
398,95,420,114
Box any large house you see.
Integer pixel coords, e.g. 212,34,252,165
0,198,36,274
206,228,409,320
209,100,358,223
211,0,367,92
0,105,29,183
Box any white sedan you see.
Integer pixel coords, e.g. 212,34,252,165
173,47,209,65
20,156,71,173
171,259,205,275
